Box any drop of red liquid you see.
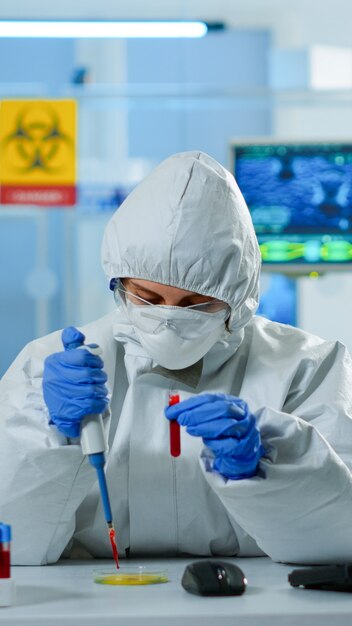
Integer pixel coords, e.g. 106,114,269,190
109,528,120,569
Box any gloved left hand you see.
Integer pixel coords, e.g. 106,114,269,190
43,326,109,438
165,393,265,480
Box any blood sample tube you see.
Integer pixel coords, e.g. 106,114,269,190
0,524,10,579
169,394,181,457
0,523,15,606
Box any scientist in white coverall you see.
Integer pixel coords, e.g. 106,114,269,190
1,151,352,566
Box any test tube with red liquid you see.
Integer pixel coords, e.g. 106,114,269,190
0,523,11,579
0,523,16,607
169,394,181,457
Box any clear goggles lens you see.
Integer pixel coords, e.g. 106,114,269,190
112,279,229,313
112,280,230,339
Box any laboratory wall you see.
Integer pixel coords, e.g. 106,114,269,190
126,31,270,162
0,29,272,376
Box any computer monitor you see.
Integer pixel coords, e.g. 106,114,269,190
231,139,352,272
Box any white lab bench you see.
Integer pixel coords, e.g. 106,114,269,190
1,557,352,625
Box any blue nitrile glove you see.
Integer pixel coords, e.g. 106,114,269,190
165,393,265,480
43,326,109,438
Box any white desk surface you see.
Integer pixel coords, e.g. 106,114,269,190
1,557,352,625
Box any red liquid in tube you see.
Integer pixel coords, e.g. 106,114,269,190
169,394,181,457
0,548,10,579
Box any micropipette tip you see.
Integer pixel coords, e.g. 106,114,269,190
107,522,120,569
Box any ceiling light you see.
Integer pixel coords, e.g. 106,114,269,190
0,20,210,39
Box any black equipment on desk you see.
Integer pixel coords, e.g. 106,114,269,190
181,560,247,596
289,563,352,591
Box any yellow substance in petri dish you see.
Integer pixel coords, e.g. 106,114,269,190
94,573,169,586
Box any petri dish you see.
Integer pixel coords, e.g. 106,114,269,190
93,565,169,586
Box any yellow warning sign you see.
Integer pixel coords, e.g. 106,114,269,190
0,99,76,206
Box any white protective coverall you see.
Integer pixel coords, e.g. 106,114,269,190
1,151,352,566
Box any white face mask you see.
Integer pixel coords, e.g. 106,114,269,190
122,299,229,370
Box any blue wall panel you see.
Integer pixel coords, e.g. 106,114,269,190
0,217,37,374
127,31,270,86
126,30,272,165
0,39,75,89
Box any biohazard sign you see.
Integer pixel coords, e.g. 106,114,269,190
0,99,76,206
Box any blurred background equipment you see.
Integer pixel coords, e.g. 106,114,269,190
232,140,352,272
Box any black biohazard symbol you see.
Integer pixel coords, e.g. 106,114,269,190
2,105,74,174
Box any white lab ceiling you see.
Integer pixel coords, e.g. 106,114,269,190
1,0,352,48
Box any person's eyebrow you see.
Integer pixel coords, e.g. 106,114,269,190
127,280,215,302
128,281,160,296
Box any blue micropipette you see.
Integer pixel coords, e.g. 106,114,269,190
66,340,119,567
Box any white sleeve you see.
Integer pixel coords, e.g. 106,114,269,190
0,336,97,565
200,341,352,565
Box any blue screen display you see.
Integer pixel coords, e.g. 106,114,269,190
233,142,352,265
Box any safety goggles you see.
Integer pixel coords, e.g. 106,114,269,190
110,278,229,314
110,278,231,339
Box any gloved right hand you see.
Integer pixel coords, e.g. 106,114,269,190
43,326,109,438
165,393,264,480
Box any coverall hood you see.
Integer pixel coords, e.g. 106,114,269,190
101,151,261,330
